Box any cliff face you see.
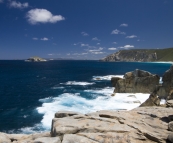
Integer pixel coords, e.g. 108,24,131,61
101,48,173,62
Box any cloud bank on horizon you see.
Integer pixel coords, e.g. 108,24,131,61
0,0,173,59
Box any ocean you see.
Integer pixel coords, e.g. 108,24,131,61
0,60,172,134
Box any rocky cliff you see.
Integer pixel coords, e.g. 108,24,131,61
101,48,173,62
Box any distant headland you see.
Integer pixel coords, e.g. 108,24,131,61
25,56,47,62
100,47,173,62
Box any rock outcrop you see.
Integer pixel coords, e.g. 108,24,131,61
100,48,173,62
112,69,160,93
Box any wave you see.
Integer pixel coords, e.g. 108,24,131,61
92,75,124,81
60,81,95,86
37,88,149,130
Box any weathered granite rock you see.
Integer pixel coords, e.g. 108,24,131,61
34,137,61,143
169,121,173,131
50,107,173,143
55,111,82,118
167,133,173,143
112,69,160,93
166,100,173,107
162,65,173,99
111,77,122,87
0,133,11,143
140,92,160,107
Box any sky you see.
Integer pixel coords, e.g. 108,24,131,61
0,0,173,60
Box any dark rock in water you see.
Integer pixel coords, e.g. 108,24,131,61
140,92,160,107
111,77,122,87
112,69,160,93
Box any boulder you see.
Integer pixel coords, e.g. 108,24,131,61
167,133,173,143
168,121,173,131
55,111,82,118
162,65,173,98
140,92,160,107
111,77,122,87
113,69,160,93
166,100,173,107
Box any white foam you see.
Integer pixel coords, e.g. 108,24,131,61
92,75,123,81
37,88,149,130
51,86,64,89
60,81,95,86
159,77,163,84
160,99,166,105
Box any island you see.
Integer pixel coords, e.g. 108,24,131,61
25,56,47,62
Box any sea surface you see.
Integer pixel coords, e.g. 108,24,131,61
0,60,172,134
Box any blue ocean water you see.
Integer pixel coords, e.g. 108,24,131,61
0,60,172,133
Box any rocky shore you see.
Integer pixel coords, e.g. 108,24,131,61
1,65,173,143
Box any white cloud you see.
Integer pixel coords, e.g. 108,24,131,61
81,43,89,47
111,29,126,35
112,42,117,44
41,37,49,41
26,9,65,25
67,53,71,56
73,53,88,56
91,52,105,54
119,45,134,49
120,23,128,27
81,32,89,36
108,47,117,50
88,47,103,53
111,29,120,34
92,37,100,41
97,43,100,45
9,1,29,9
32,37,38,40
126,35,137,38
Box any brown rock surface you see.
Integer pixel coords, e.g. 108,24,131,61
112,69,160,93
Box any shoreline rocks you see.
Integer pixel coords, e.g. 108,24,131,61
1,107,173,143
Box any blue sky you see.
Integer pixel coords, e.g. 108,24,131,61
0,0,173,59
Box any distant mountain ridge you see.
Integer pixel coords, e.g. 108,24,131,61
100,47,173,62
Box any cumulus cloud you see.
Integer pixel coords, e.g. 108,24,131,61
81,32,89,36
41,37,49,41
126,35,137,38
108,47,117,50
92,37,100,41
120,23,128,27
111,29,126,35
26,9,65,25
119,45,134,49
9,1,29,9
